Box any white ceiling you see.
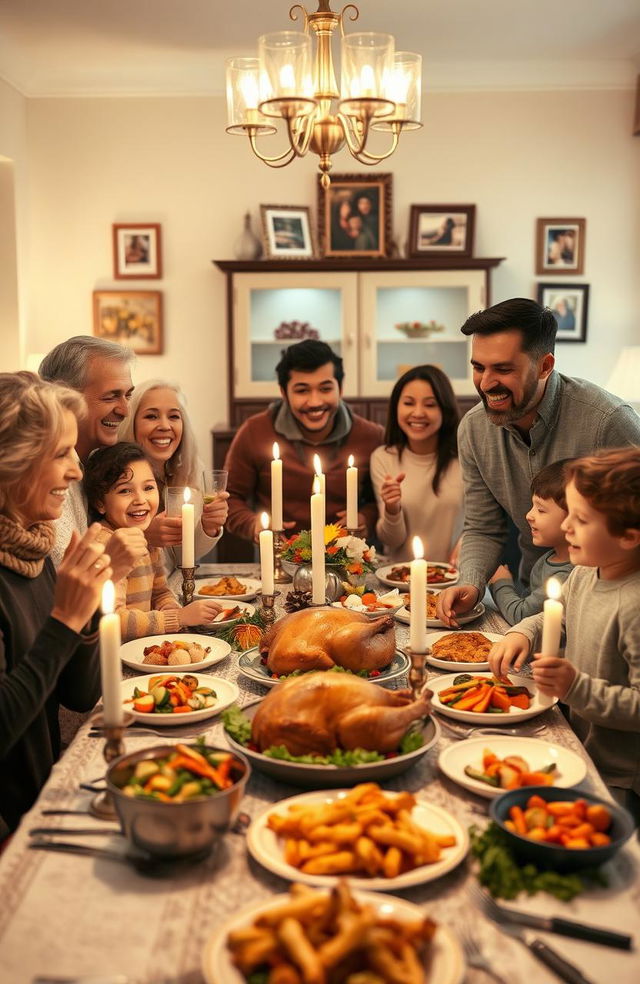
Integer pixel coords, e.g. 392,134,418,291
1,0,639,97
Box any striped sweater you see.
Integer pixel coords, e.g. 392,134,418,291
97,525,182,641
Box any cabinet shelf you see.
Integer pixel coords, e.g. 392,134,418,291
378,337,466,344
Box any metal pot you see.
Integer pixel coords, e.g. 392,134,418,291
291,563,344,602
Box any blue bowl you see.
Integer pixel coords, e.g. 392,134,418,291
489,785,635,871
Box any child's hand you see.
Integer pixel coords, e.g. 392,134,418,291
489,564,513,584
145,511,182,549
51,525,113,633
488,632,531,677
380,472,405,516
179,599,223,627
106,527,148,581
201,491,229,537
532,653,576,699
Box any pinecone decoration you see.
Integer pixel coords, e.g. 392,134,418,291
284,588,313,612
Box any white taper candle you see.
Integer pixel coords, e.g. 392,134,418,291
99,580,123,726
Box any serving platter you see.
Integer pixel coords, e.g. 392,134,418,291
247,788,469,891
425,630,504,672
395,602,486,629
121,673,239,725
438,735,587,800
376,561,459,590
223,699,440,787
430,671,557,725
202,890,464,984
195,576,261,602
237,647,410,689
119,633,231,674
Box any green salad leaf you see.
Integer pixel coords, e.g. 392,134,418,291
264,745,384,765
221,705,252,746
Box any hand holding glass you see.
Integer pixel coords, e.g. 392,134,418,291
202,470,228,504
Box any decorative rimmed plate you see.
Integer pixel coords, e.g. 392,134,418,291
223,699,440,787
195,576,261,602
438,735,588,800
247,788,469,891
237,647,410,689
121,673,239,725
201,890,464,984
395,602,486,628
330,592,404,618
376,561,459,590
425,630,504,672
199,600,255,633
119,633,232,674
430,671,557,725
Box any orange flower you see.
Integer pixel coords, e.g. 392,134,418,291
327,545,340,555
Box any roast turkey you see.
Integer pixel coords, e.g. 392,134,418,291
259,606,396,676
252,672,431,756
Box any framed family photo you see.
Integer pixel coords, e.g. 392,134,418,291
535,218,585,275
93,290,163,354
408,204,475,257
317,173,392,258
537,282,589,343
260,205,315,259
112,223,162,279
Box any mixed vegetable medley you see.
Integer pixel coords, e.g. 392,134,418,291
125,673,217,714
437,673,532,713
465,748,557,789
117,743,242,802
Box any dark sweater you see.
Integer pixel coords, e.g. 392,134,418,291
0,558,101,832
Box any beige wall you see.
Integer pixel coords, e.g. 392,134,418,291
0,78,28,370
15,87,640,462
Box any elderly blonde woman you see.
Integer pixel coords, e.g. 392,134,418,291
0,373,112,836
119,378,228,572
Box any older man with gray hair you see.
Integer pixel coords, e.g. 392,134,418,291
39,336,147,579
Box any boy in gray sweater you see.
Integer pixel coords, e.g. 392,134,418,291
489,460,573,624
489,448,640,822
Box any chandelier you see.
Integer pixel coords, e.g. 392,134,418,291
225,1,422,187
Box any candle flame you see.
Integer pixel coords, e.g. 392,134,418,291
101,579,115,616
183,487,192,504
412,536,424,561
313,476,321,495
272,442,280,460
261,511,270,530
313,453,323,476
348,454,354,468
546,577,562,601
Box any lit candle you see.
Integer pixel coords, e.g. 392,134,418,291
311,475,325,605
313,453,325,525
271,442,283,530
181,487,195,567
259,511,275,595
100,580,123,726
346,454,358,529
541,577,563,657
410,536,427,652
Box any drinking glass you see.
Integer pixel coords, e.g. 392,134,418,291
202,469,228,504
165,486,203,519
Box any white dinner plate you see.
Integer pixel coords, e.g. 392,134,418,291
395,602,486,629
438,735,588,800
430,671,557,725
119,633,231,673
330,590,404,618
247,788,469,891
376,561,459,590
121,673,239,725
202,889,464,984
237,647,410,689
426,630,504,672
195,576,261,602
200,600,255,633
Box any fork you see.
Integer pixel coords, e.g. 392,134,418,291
436,716,546,740
458,924,509,984
88,725,205,739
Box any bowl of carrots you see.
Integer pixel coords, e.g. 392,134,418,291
490,786,635,870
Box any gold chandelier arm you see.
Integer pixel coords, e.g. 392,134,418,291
286,113,315,157
248,130,299,167
339,113,401,163
289,4,309,31
339,4,360,35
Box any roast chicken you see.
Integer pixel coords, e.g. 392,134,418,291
260,606,396,676
252,673,432,756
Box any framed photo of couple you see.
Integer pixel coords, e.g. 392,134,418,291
112,223,162,279
408,204,475,257
537,282,589,343
317,173,392,258
536,218,586,275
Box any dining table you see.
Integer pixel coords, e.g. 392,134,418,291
0,563,638,984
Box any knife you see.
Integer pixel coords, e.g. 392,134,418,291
29,827,121,837
494,903,633,949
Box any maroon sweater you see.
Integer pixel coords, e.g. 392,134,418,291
224,404,384,541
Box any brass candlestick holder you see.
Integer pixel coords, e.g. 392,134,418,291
405,644,431,700
179,564,199,606
273,530,292,584
88,711,134,821
258,590,280,627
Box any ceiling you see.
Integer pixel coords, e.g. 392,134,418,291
1,0,639,97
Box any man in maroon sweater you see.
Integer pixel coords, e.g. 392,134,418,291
225,341,383,542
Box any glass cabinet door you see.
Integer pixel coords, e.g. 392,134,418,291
233,272,359,398
359,270,486,396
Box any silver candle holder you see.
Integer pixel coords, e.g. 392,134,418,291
88,711,134,821
405,644,431,700
179,564,199,606
273,530,292,584
258,590,280,627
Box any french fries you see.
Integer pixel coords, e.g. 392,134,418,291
266,783,456,880
226,878,437,984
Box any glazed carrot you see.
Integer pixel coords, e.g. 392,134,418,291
527,795,549,809
509,693,530,709
520,772,555,786
455,685,491,711
172,705,193,714
547,801,579,817
490,689,511,712
473,686,494,714
509,805,528,836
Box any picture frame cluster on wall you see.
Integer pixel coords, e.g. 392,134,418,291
408,204,475,258
317,172,393,258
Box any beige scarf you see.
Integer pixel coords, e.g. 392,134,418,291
0,515,55,578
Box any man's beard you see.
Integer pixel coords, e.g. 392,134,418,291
478,366,541,426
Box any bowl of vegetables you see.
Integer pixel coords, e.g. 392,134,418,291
106,743,250,859
490,786,635,871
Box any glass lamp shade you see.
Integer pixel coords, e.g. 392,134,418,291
339,32,395,117
373,51,422,130
226,57,276,134
258,31,315,119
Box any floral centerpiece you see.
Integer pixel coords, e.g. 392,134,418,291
395,319,445,339
281,524,377,589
